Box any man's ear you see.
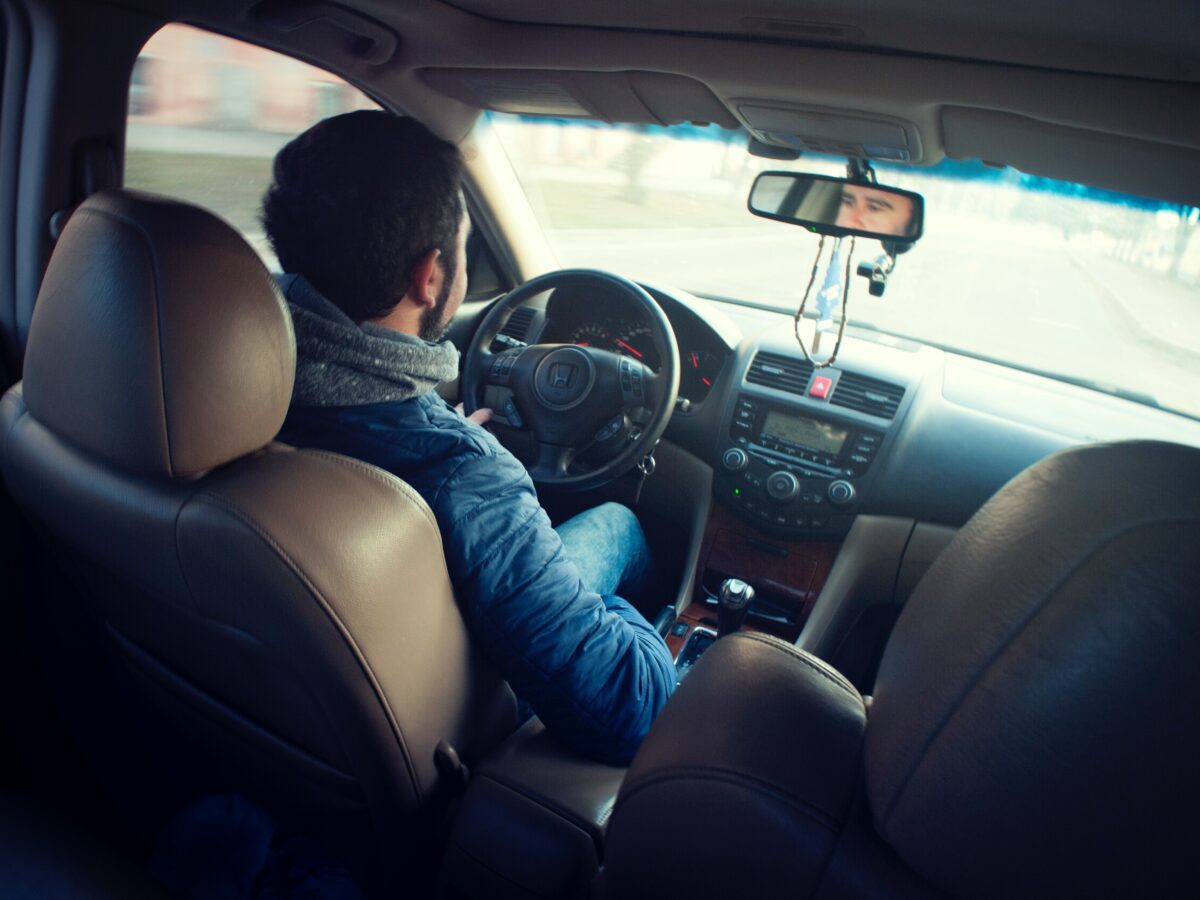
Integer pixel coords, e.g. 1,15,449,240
407,248,444,310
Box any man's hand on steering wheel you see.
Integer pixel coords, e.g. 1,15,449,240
462,270,680,492
455,402,494,427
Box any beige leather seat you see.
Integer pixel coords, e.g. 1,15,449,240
602,440,1200,899
0,190,516,884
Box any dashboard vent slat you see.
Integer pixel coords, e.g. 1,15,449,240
829,371,905,419
499,306,535,341
746,351,814,395
491,306,536,351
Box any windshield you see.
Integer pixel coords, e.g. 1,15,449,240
487,114,1200,420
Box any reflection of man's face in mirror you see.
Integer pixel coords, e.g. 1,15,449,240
835,184,915,236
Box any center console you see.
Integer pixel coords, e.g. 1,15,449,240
666,343,914,679
716,392,886,538
666,501,839,680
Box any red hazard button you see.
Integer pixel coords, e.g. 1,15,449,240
809,375,833,399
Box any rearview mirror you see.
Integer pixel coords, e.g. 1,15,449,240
748,172,924,242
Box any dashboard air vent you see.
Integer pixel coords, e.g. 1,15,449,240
746,351,814,395
491,306,536,351
829,371,905,419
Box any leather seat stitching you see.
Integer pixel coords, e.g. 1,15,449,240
736,632,861,699
302,448,441,535
185,490,425,803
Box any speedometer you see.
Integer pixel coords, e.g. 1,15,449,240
612,321,661,370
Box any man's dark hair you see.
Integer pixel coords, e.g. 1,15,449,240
263,111,465,323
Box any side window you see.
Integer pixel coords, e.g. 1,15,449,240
124,24,377,267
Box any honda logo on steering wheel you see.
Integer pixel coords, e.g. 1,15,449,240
550,363,576,389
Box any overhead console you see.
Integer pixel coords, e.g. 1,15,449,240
736,102,924,162
714,345,916,539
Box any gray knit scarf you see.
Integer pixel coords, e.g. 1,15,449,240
280,274,460,407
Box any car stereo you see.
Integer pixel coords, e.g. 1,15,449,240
717,394,884,536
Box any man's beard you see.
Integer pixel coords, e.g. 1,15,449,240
418,275,452,342
422,255,458,343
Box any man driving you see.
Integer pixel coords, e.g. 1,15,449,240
264,111,676,766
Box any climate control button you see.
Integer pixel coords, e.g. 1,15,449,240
828,479,856,505
722,448,749,471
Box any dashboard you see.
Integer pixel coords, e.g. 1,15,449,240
673,299,1200,539
483,278,1200,541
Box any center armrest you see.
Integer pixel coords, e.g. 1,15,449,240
473,718,626,845
439,719,627,899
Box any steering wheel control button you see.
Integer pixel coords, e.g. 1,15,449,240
722,448,748,471
489,353,518,385
489,350,523,386
502,398,524,429
594,415,624,442
766,470,800,502
808,375,834,399
533,347,595,410
828,479,856,505
619,358,646,404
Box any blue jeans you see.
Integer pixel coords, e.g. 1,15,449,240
555,501,653,598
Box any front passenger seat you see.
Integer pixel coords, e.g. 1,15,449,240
602,439,1200,898
0,190,516,884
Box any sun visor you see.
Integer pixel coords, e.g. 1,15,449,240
942,107,1200,206
737,104,923,162
419,69,738,127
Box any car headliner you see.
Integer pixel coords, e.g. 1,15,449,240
102,0,1200,208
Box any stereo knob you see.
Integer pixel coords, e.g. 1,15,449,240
722,448,748,471
828,479,856,505
766,470,800,502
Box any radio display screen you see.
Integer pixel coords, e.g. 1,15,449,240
761,410,849,457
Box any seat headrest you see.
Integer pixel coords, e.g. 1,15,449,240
22,190,295,480
866,439,1200,897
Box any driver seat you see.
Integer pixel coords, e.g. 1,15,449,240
0,190,516,881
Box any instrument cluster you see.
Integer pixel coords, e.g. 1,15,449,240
552,312,725,403
539,281,732,405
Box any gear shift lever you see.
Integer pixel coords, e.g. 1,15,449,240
718,578,755,637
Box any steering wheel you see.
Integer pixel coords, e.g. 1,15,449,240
463,269,680,491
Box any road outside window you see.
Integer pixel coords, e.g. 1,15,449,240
488,114,1200,420
124,24,377,265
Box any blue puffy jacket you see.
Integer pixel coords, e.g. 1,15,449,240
278,392,676,765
